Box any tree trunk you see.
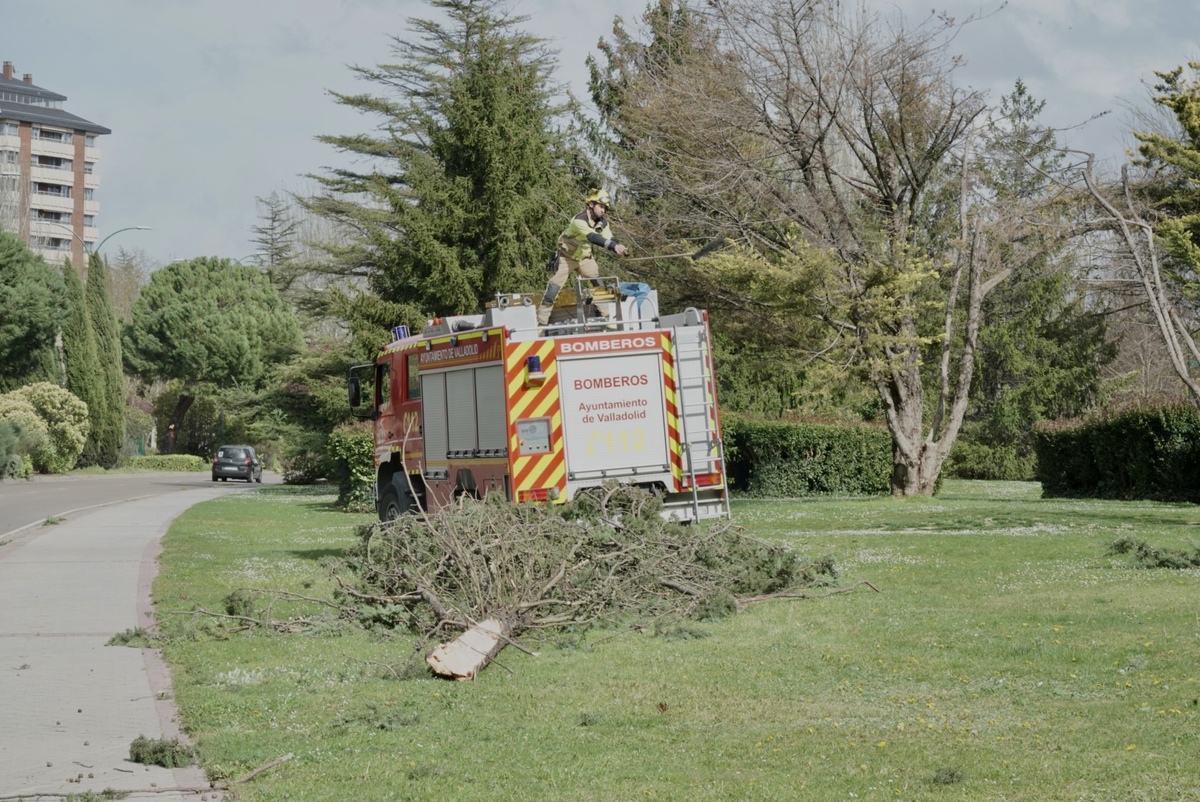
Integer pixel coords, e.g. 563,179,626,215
164,393,194,454
426,617,510,680
883,226,992,498
881,350,936,497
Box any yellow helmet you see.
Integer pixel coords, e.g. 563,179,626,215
586,188,612,206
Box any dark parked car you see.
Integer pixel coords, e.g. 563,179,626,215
212,445,262,483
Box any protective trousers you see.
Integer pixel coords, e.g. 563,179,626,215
537,254,600,325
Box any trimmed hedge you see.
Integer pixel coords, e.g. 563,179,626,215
1034,404,1200,501
119,454,209,472
723,417,891,497
327,422,375,512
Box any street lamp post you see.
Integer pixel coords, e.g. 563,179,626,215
39,222,149,257
94,226,151,256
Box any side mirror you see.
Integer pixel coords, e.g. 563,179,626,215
348,376,362,409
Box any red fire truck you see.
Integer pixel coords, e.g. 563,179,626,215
348,279,729,522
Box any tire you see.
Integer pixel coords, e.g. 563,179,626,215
378,485,404,522
220,477,227,482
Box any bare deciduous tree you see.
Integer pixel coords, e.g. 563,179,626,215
600,1,1086,495
1077,155,1200,401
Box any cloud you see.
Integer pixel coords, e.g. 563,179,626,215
4,0,1197,267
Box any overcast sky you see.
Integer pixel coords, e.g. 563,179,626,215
2,0,1196,268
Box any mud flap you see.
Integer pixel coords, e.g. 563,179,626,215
455,468,479,499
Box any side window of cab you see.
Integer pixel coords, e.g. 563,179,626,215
406,354,421,401
377,363,391,410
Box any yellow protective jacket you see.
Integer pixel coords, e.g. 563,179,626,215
557,209,615,262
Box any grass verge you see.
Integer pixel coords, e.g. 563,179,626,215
153,481,1200,801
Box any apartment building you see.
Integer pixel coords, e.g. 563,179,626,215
0,60,110,268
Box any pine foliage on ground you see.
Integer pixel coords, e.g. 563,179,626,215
336,484,839,641
1107,537,1200,569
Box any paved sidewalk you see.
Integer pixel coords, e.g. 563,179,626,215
0,486,240,801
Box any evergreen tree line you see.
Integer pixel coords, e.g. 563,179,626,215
8,0,1200,492
0,234,127,471
132,2,1200,489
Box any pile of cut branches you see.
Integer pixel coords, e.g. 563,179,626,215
1107,537,1200,569
334,483,856,679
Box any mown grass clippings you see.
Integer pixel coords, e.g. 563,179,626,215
931,765,965,785
154,480,1200,801
63,790,131,801
331,701,420,732
106,627,162,648
128,735,196,768
406,763,443,781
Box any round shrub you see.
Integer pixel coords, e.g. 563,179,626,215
0,393,53,474
9,382,90,473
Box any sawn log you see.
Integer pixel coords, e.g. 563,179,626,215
426,617,510,680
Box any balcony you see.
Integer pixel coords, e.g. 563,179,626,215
32,155,71,170
31,167,75,186
28,234,73,252
29,139,74,160
33,181,71,198
31,210,71,225
31,193,72,214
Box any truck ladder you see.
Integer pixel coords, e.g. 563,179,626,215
669,321,731,520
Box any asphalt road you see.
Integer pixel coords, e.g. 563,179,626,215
0,470,282,539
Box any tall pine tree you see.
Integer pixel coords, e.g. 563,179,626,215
304,0,592,338
86,252,125,468
60,258,106,467
252,191,301,295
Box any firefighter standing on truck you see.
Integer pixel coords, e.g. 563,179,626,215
537,189,629,326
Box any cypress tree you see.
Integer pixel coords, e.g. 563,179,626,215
304,0,591,327
85,252,125,468
60,258,106,466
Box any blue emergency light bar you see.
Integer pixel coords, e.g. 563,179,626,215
392,325,410,340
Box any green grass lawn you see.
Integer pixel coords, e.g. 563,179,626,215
152,481,1200,801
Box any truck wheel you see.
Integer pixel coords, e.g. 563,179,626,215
379,485,409,522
